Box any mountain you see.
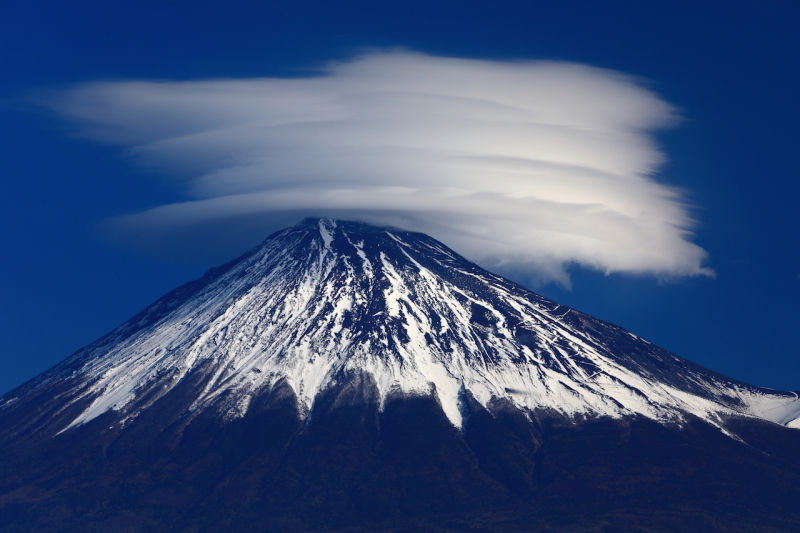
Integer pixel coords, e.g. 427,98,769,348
2,218,800,532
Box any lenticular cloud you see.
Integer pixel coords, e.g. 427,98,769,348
48,50,712,283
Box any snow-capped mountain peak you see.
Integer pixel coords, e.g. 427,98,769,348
4,218,799,434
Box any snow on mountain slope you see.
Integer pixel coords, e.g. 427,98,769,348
2,218,797,434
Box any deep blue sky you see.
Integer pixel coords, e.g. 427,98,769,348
1,0,799,395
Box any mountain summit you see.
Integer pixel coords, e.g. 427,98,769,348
2,219,800,532
4,218,797,436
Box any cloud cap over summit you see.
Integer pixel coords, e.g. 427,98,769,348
46,51,711,284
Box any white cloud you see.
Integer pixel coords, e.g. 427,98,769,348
47,50,712,284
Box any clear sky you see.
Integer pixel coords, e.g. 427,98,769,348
1,0,798,395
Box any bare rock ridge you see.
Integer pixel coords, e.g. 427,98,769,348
2,218,800,532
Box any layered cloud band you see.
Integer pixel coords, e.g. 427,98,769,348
46,51,712,283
